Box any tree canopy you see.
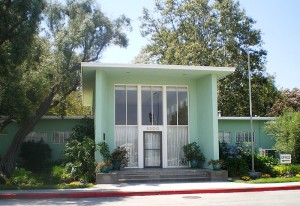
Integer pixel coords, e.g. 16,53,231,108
0,0,46,129
268,88,300,116
136,0,279,116
265,110,300,164
0,0,131,174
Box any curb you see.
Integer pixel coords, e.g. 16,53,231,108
1,185,300,199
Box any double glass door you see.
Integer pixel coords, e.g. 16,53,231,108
144,132,162,168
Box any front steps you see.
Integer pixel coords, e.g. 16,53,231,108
96,168,228,184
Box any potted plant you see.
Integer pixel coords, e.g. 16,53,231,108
208,159,224,171
111,146,128,170
182,142,205,168
95,161,112,173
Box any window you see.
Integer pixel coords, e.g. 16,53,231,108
52,131,73,144
115,85,137,125
115,85,138,167
142,86,163,125
25,132,47,142
218,131,230,143
166,86,188,166
236,131,255,143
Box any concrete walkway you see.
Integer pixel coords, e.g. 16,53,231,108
1,181,300,199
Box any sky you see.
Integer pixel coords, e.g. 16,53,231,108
97,0,300,90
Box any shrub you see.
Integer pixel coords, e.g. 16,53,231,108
63,137,96,182
273,164,300,177
51,165,72,183
261,173,271,178
219,141,249,177
8,168,41,186
18,140,52,172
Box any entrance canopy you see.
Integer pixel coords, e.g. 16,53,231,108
81,63,235,106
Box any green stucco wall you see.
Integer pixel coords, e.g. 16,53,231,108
91,70,220,165
0,118,83,161
196,75,219,164
218,119,275,150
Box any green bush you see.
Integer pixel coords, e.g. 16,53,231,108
8,168,41,186
51,165,72,183
273,164,300,176
18,140,52,172
219,142,249,177
244,153,278,177
63,137,96,182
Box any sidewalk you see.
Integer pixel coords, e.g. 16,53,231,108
1,181,300,199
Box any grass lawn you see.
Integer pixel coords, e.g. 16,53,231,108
0,183,94,190
235,176,300,184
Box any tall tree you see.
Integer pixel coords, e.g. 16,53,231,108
265,110,300,163
268,88,300,116
0,0,131,174
137,0,279,116
0,0,45,130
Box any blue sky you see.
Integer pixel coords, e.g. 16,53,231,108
98,0,300,90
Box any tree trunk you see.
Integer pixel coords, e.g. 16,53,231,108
0,86,58,175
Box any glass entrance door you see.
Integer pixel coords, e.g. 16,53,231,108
144,132,162,168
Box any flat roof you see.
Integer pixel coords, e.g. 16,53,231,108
218,117,276,121
81,63,235,80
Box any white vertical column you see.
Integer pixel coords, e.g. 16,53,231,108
162,86,168,168
137,85,143,168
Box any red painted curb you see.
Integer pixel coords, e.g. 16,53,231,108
1,185,300,199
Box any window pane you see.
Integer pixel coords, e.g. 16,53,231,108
178,88,188,125
127,86,137,125
152,87,163,125
142,87,152,125
167,88,177,125
115,86,126,125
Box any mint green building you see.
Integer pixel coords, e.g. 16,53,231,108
81,63,235,168
218,117,276,156
0,63,278,168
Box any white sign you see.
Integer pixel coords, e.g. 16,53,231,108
280,154,291,164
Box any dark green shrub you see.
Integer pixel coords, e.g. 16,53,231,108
18,140,52,172
219,141,248,177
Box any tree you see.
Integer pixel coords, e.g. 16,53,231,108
268,88,300,116
47,91,91,116
137,0,279,116
265,110,300,164
0,0,45,131
0,0,131,175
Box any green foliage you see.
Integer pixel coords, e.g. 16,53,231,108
50,165,72,184
48,91,91,116
137,0,279,116
219,141,249,177
62,119,95,182
18,140,52,173
273,164,300,177
98,142,112,162
265,110,300,163
182,142,205,162
63,137,96,183
7,168,41,186
220,141,278,177
1,0,131,175
71,118,94,141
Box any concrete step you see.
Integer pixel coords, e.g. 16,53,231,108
116,168,210,183
96,169,228,184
